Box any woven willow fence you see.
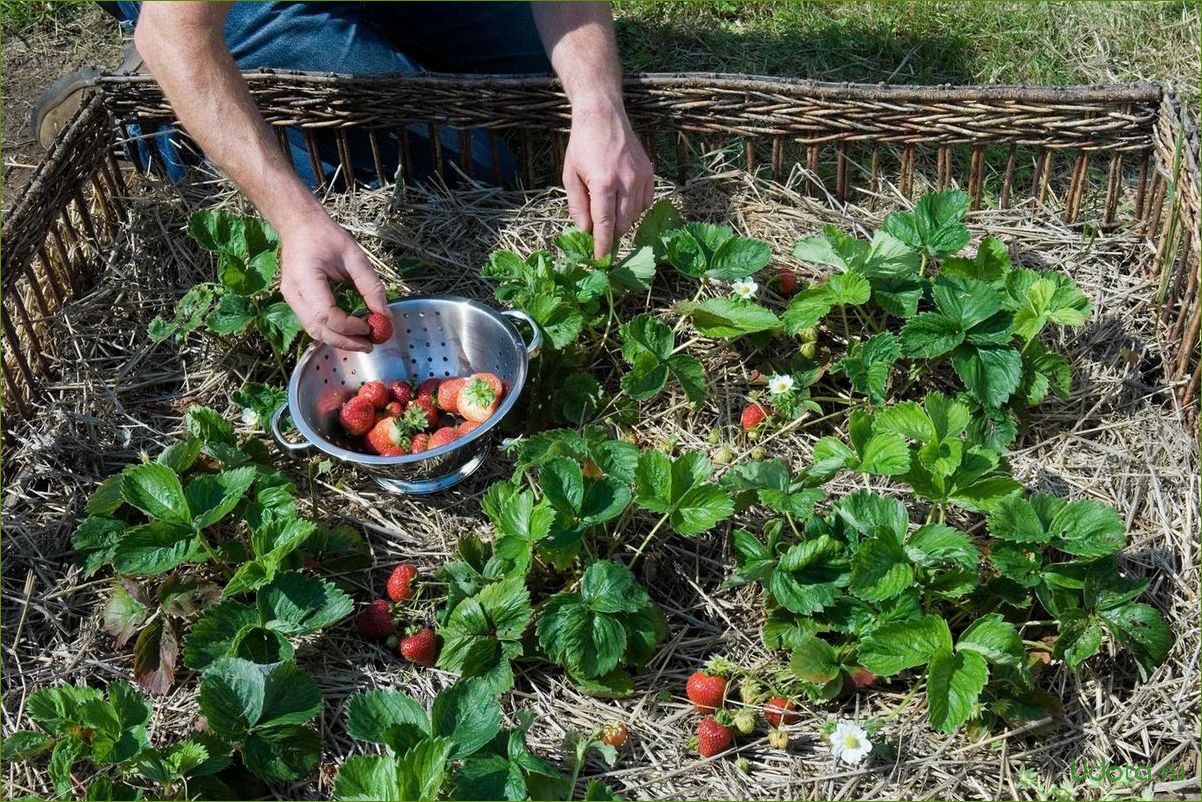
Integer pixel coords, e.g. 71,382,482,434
1,73,1198,437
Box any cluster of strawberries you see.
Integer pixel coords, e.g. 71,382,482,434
685,663,801,757
355,564,439,666
337,372,506,456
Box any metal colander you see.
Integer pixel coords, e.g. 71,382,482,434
270,296,540,494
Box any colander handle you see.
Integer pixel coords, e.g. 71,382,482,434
502,309,542,358
270,402,313,453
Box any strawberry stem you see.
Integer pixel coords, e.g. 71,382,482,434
628,511,670,568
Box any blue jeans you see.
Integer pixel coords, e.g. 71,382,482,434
115,2,551,187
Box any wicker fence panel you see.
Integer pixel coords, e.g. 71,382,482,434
97,74,1164,222
0,94,127,423
1149,94,1202,417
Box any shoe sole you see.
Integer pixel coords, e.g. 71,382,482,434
31,66,102,149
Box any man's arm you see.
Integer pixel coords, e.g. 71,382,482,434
532,3,653,259
134,2,388,352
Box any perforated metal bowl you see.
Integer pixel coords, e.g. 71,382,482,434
270,296,540,494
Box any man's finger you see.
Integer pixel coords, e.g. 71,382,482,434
293,293,371,352
642,173,655,214
564,167,592,233
302,270,372,341
343,246,391,316
589,184,616,260
617,185,641,238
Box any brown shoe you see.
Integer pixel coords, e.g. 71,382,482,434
30,42,143,149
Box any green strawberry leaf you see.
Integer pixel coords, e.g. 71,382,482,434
120,463,191,528
633,199,682,261
634,451,734,536
1097,602,1172,680
858,614,952,676
676,298,782,338
834,332,900,405
956,613,1022,666
431,678,503,759
258,572,353,636
882,189,971,258
926,647,988,732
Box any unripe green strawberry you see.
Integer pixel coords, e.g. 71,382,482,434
712,445,734,465
732,708,757,735
706,427,722,445
739,676,761,705
767,728,790,750
798,327,818,343
750,446,766,460
799,341,817,359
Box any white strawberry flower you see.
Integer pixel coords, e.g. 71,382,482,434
830,721,872,765
767,374,795,396
241,407,260,427
730,278,759,300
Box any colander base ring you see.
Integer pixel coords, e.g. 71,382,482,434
371,448,487,495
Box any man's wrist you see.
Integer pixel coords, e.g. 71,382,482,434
568,88,626,121
260,181,330,238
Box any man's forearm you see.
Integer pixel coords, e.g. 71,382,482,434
134,2,325,234
532,2,624,114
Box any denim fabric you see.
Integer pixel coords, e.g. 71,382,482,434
114,2,550,186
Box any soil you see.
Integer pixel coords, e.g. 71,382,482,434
1,5,122,213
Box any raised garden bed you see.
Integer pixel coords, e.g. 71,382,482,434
1,74,1198,800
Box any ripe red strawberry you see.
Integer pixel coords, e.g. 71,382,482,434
763,697,799,728
399,627,438,665
428,426,458,450
386,564,418,602
380,446,407,457
339,396,377,436
686,670,727,712
772,267,798,297
473,372,504,398
457,376,499,423
356,599,394,637
410,397,439,429
358,380,390,409
385,401,405,417
410,433,430,453
436,377,467,412
416,378,441,403
456,420,480,436
740,402,771,431
601,722,628,748
849,667,877,689
390,381,413,406
367,417,409,455
366,312,393,344
697,716,732,758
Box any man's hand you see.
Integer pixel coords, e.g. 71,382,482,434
563,99,654,260
533,3,652,260
135,3,390,353
278,213,391,353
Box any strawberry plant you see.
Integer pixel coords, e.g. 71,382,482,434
2,680,234,799
149,210,302,356
619,313,705,405
334,679,578,801
536,560,667,694
184,572,352,669
197,657,324,783
71,406,353,698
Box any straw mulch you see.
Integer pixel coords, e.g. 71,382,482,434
2,160,1198,801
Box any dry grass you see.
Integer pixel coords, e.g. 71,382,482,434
2,158,1198,800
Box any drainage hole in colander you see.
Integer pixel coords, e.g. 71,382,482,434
443,370,451,377
406,329,411,334
442,356,448,362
